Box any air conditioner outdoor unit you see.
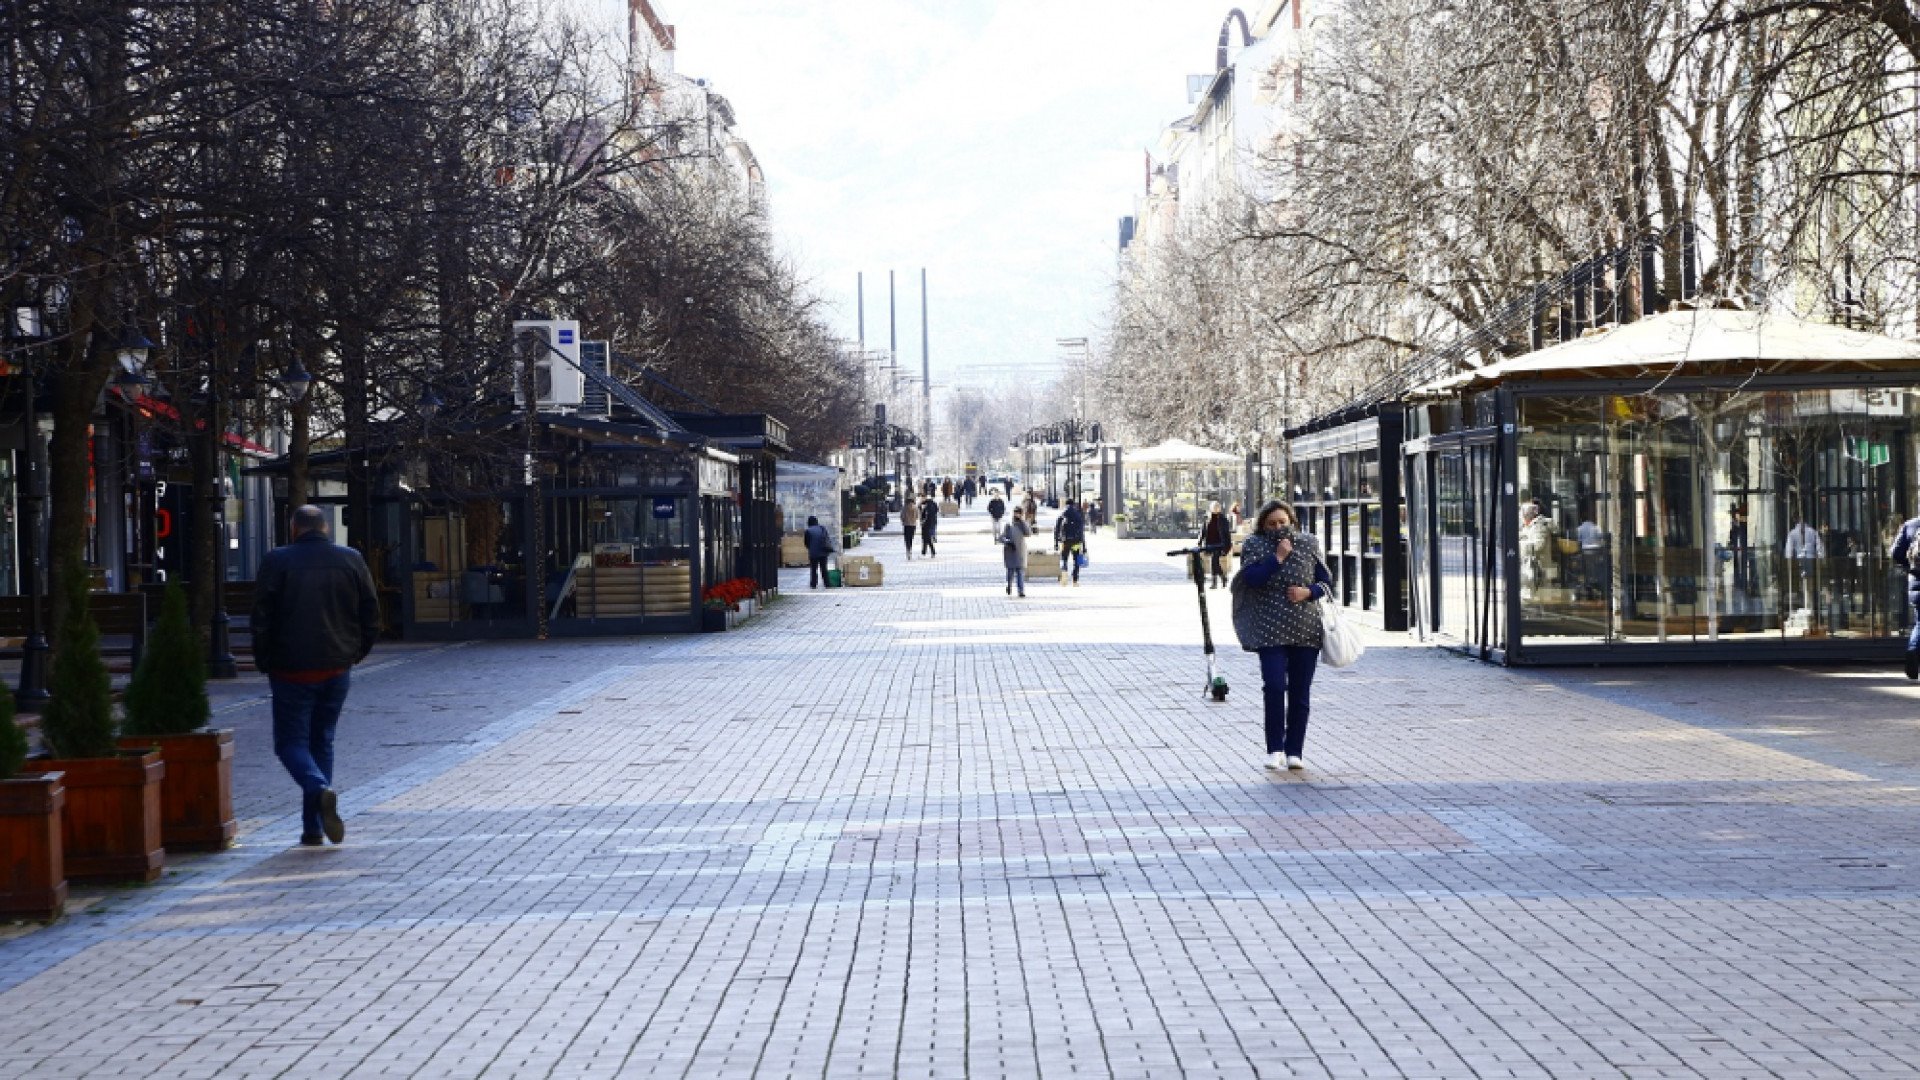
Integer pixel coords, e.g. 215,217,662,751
511,319,584,409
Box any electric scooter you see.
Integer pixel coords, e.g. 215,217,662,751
1168,544,1232,701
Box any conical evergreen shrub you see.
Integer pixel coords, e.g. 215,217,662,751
122,582,209,737
39,555,117,760
0,683,24,779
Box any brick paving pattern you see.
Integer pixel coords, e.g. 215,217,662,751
4,503,1919,1078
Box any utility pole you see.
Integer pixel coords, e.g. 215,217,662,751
857,272,864,349
921,269,931,469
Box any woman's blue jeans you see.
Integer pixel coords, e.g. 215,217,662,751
1006,565,1025,595
1257,645,1319,756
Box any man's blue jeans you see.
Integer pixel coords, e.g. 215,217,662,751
1908,587,1920,650
271,673,351,836
1006,565,1025,595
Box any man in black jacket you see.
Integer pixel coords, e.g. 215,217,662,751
1054,499,1087,585
803,515,834,588
253,505,381,846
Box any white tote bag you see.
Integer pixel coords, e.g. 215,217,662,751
1319,599,1364,668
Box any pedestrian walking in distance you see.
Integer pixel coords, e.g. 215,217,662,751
1200,501,1233,588
1893,510,1920,680
803,515,834,589
901,497,918,559
919,495,940,558
1001,509,1032,597
987,491,1007,539
252,505,381,846
1231,500,1331,772
1054,498,1088,585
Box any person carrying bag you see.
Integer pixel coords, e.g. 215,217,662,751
1230,500,1334,772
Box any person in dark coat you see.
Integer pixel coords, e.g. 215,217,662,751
1199,501,1233,588
1000,510,1031,597
252,505,382,846
987,492,1007,538
919,496,940,557
1053,499,1087,584
803,515,834,589
1231,500,1332,771
1892,513,1920,680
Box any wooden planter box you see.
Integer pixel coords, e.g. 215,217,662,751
32,750,165,884
119,730,235,852
0,772,66,921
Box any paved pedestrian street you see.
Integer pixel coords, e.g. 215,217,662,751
6,506,1920,1080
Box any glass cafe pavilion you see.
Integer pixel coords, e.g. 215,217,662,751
1398,307,1920,664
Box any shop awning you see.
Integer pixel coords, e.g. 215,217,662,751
133,396,275,456
1123,437,1241,464
1413,308,1920,395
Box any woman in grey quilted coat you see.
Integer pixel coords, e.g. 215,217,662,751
1232,500,1332,771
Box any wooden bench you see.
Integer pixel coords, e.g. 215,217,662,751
0,592,149,668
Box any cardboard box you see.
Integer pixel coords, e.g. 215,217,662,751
841,556,885,587
780,535,810,568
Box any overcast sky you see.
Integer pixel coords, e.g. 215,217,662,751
663,1,1232,388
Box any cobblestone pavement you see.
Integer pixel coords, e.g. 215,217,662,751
4,503,1920,1079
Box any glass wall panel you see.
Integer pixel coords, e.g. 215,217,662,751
1518,385,1919,649
1517,397,1609,641
1405,453,1433,633
1435,450,1471,642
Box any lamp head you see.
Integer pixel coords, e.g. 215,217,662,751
117,327,154,374
279,359,313,404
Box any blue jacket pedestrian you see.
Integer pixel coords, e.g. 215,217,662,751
803,516,834,589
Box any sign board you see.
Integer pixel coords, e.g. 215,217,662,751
652,496,677,519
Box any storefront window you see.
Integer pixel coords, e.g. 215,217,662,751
1518,387,1919,646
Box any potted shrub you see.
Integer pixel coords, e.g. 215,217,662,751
33,557,164,884
120,583,234,851
1,684,66,921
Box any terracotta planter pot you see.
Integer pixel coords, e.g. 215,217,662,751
119,730,236,852
0,772,66,921
32,750,165,884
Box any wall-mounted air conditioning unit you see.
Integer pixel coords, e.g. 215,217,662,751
511,319,584,409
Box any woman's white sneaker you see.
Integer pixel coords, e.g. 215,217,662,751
1268,752,1286,770
1285,756,1305,771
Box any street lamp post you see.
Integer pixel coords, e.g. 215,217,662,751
202,355,237,679
8,303,50,705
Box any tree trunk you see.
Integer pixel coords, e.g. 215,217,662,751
287,391,311,512
46,317,111,636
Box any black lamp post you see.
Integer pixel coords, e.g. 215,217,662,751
201,348,238,679
8,303,50,706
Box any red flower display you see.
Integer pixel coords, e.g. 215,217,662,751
701,578,759,610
